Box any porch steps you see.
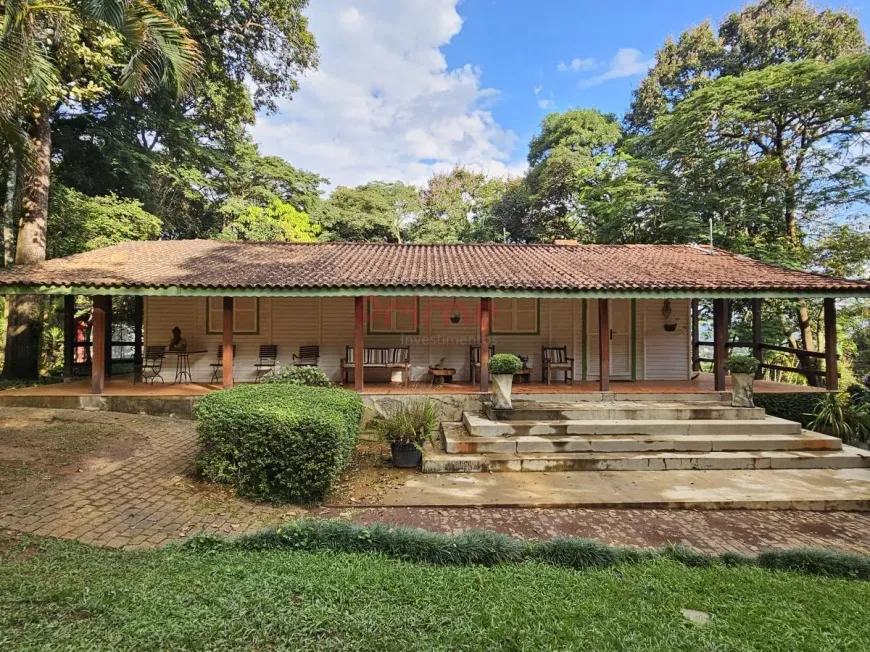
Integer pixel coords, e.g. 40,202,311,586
421,399,870,474
462,413,801,438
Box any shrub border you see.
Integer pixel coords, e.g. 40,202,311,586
183,519,870,581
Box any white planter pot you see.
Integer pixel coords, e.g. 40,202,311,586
491,374,514,410
731,373,755,408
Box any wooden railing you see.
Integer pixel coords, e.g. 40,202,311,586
693,341,836,380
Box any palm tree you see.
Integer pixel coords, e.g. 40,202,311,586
0,0,201,378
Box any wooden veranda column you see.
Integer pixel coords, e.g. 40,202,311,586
598,298,610,392
90,296,109,394
824,298,838,391
479,298,491,392
712,298,728,392
63,295,75,380
354,296,365,391
222,297,234,388
751,298,763,380
690,299,700,373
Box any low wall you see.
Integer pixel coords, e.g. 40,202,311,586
0,394,200,420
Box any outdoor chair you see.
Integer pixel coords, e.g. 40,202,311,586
209,345,236,384
254,345,279,382
293,345,320,367
469,345,496,383
542,346,574,385
136,345,166,384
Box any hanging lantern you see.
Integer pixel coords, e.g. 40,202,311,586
662,300,678,332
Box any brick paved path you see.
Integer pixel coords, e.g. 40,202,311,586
2,408,869,554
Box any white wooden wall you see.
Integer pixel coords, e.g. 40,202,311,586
143,296,690,383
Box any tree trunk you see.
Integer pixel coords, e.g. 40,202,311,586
2,159,16,267
1,110,51,380
784,176,799,247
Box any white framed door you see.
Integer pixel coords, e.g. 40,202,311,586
610,299,631,378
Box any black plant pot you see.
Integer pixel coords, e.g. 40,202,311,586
391,443,422,468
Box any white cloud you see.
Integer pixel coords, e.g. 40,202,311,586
557,57,596,72
250,1,524,189
533,85,554,110
577,48,654,88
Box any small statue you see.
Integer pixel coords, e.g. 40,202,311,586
168,326,187,352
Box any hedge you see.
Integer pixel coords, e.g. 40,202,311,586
195,384,363,504
755,392,825,429
184,519,870,581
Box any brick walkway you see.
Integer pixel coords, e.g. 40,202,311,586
1,407,869,554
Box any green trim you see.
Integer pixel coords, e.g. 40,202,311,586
630,299,637,382
205,297,261,335
1,284,868,300
581,299,588,382
366,296,420,335
490,298,540,335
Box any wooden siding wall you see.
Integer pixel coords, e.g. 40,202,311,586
143,296,690,383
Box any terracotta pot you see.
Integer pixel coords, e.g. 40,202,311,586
491,373,514,410
731,373,755,408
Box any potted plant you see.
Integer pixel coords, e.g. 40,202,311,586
488,353,523,410
370,398,438,468
724,355,760,408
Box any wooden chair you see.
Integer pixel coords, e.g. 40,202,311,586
254,345,279,382
136,345,166,384
293,345,320,367
542,346,574,385
469,345,496,383
209,345,236,383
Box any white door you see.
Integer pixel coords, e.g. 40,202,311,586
610,300,632,378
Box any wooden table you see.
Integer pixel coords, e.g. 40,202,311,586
428,367,457,384
514,368,532,383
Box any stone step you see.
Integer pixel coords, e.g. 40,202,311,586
485,400,765,422
462,412,802,438
441,423,842,455
422,441,870,474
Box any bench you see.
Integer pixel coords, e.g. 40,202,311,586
341,346,411,385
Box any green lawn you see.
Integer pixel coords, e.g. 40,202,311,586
1,535,868,651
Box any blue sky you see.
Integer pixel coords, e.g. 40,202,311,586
251,0,870,189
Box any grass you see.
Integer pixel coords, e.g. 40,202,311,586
1,534,869,651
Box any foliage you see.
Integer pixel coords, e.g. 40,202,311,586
487,353,523,375
265,365,332,387
808,391,870,444
6,534,870,651
194,384,363,503
754,392,823,429
321,181,421,242
46,185,162,258
724,355,760,375
217,198,319,242
369,399,438,446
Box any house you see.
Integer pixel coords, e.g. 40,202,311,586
0,239,868,397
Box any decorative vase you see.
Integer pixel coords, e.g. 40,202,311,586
390,443,422,468
491,373,515,410
731,373,755,408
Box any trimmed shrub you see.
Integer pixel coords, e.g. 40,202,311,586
723,354,759,375
195,384,363,504
487,353,523,375
755,393,823,429
266,365,333,387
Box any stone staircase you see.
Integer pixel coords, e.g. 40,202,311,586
423,399,870,474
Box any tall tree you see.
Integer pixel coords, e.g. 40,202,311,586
0,0,201,379
322,182,421,242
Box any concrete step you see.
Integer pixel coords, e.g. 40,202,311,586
442,423,842,455
462,412,802,438
485,400,766,422
422,440,870,474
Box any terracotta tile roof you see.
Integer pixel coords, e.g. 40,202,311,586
0,240,867,296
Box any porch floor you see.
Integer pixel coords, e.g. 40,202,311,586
0,373,825,398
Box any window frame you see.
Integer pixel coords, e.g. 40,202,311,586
367,296,420,335
491,298,540,335
207,297,260,335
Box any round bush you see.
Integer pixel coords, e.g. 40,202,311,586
195,384,363,504
266,365,332,387
723,354,759,374
487,353,523,375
